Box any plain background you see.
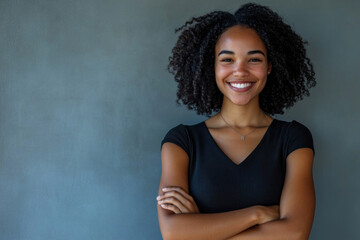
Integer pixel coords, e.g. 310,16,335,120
1,0,359,239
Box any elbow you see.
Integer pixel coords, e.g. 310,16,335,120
275,227,307,240
293,231,310,240
159,209,185,240
160,226,180,240
289,230,307,240
161,232,176,240
290,226,311,240
159,217,181,240
281,218,311,240
160,225,172,240
296,230,311,240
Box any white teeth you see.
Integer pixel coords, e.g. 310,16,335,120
229,82,253,89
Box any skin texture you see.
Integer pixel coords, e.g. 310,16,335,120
157,25,315,240
215,26,271,108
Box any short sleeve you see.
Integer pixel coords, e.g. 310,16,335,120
161,124,190,157
285,120,315,158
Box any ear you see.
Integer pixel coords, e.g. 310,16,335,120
267,62,272,75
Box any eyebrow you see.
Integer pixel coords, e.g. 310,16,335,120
218,50,265,56
218,50,234,56
248,50,265,56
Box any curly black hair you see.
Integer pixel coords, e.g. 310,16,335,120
168,3,316,116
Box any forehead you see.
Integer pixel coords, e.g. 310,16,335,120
215,25,267,54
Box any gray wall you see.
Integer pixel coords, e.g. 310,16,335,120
0,0,359,239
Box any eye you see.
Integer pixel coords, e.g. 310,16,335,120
220,58,233,63
249,58,262,62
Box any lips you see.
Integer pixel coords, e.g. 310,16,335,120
227,81,255,92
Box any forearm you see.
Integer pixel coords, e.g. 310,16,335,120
158,205,260,240
227,218,309,240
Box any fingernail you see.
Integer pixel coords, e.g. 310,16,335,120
162,188,167,191
156,196,160,200
161,204,166,207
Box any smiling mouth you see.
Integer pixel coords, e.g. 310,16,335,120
228,82,254,89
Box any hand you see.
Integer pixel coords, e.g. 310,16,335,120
255,205,280,224
157,186,200,214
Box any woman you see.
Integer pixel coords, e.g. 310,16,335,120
157,3,316,240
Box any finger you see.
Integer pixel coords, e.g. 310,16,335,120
160,203,181,214
158,187,199,212
162,187,193,201
157,191,187,201
158,192,198,213
158,191,192,209
158,196,189,213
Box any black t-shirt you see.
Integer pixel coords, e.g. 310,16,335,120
161,119,314,213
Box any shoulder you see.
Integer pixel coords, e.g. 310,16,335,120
273,119,313,136
162,122,203,140
275,119,315,157
161,121,204,156
287,120,314,146
289,120,313,135
163,123,188,137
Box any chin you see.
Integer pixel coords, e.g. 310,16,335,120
230,98,252,106
227,94,261,106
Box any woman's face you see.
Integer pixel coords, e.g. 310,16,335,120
214,25,271,107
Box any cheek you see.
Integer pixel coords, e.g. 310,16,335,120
214,71,226,93
215,64,230,80
215,69,228,86
214,66,223,85
215,76,222,90
254,67,269,79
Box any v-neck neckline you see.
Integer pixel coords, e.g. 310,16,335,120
202,119,276,166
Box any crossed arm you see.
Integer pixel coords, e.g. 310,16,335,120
157,142,315,240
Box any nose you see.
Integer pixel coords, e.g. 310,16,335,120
233,61,249,77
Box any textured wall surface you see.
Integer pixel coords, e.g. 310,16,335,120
0,0,359,239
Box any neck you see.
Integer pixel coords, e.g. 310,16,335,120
218,97,270,128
